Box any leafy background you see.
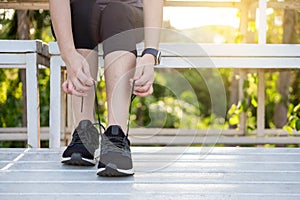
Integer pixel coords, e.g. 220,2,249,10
0,6,299,147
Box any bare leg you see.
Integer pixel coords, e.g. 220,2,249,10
71,49,98,128
104,51,136,132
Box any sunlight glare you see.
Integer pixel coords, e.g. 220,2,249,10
164,7,240,30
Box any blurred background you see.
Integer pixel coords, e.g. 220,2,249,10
0,0,299,147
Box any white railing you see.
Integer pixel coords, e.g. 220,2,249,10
49,42,300,148
1,0,300,147
0,40,49,148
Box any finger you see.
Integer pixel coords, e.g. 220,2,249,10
62,81,70,94
62,80,76,95
134,65,154,86
134,74,153,87
134,82,152,93
72,90,87,97
72,74,92,92
68,81,87,97
134,85,153,97
77,69,93,88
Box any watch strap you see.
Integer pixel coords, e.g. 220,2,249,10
142,48,161,65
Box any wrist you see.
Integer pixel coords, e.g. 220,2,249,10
142,53,156,65
141,48,161,65
61,48,77,64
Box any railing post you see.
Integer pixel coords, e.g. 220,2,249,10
50,56,62,148
26,53,40,148
257,0,267,140
258,0,267,44
257,69,265,138
238,69,247,135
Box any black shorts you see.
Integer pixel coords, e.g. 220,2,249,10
51,0,144,57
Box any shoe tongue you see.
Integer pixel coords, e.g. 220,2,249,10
106,125,125,137
78,120,92,129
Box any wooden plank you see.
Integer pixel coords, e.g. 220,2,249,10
1,147,300,200
6,160,300,172
2,146,299,154
26,53,40,148
130,128,244,136
0,194,299,200
2,134,300,145
128,136,300,145
239,69,247,133
49,56,63,148
0,133,62,141
258,0,267,44
1,132,300,144
2,171,300,183
0,127,49,133
3,146,300,155
160,57,300,68
0,40,41,53
0,134,55,141
250,129,300,136
257,69,265,137
1,182,300,195
0,54,26,65
49,42,300,57
4,153,300,162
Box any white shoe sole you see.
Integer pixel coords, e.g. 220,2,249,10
97,163,134,177
61,153,96,166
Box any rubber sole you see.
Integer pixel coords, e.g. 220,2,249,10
61,153,96,166
97,163,134,177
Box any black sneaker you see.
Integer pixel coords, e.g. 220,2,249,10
61,120,99,166
97,125,134,177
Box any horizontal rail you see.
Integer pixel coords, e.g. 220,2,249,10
1,127,299,145
49,43,300,57
130,136,300,145
0,40,44,53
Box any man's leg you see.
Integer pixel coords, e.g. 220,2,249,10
97,50,136,176
70,49,98,128
104,51,136,132
97,2,142,176
61,48,100,166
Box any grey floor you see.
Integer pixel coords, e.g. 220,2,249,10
1,147,300,200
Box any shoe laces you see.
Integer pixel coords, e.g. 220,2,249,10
71,123,99,144
93,80,136,137
100,137,130,157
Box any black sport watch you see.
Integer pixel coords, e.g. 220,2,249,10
141,48,161,65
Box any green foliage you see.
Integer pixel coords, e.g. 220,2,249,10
127,68,228,130
227,102,243,126
0,10,53,147
284,104,300,133
1,7,300,148
0,69,23,127
0,10,17,39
